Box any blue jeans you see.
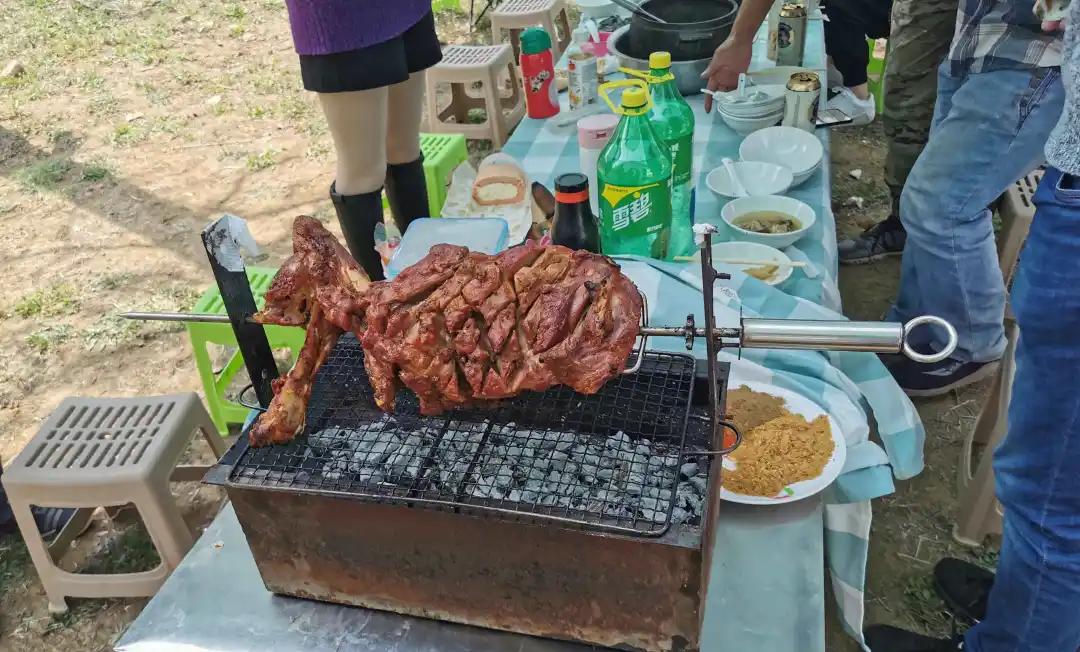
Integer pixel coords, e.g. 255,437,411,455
888,63,1064,361
965,167,1080,652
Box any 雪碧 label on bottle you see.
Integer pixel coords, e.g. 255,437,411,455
598,181,672,257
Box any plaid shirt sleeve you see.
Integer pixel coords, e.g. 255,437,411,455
948,0,1063,74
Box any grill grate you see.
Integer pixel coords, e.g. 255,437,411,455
229,334,696,536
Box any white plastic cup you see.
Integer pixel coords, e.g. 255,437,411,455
577,113,619,215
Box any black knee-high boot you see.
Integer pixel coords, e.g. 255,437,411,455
384,157,430,234
329,182,386,281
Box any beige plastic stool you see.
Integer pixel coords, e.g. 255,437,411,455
491,0,572,61
954,317,1017,546
425,44,526,150
996,169,1042,288
953,170,1043,546
1,393,226,613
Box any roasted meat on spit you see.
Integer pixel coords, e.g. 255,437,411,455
248,216,643,447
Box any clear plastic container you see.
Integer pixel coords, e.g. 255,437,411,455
386,217,509,278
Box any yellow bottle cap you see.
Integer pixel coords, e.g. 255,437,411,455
649,51,672,69
621,86,649,108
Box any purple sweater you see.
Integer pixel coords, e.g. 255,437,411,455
284,0,432,56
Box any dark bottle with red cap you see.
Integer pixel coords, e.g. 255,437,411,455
552,173,600,253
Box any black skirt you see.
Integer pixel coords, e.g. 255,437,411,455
299,11,443,93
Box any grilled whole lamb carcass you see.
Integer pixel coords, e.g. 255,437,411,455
249,216,643,447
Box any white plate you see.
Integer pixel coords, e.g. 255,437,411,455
704,241,794,285
720,380,847,505
747,66,817,86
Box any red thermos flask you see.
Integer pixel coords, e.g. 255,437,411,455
520,28,560,119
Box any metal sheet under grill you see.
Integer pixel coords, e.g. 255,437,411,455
229,334,695,536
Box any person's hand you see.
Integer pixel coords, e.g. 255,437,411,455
1033,0,1068,31
701,37,753,112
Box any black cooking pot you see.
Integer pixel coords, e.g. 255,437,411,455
627,0,739,61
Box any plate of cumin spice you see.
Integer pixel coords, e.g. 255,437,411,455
720,382,846,505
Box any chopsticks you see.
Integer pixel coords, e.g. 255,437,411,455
673,256,808,268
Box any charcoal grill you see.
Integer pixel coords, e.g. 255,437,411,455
228,334,699,536
195,218,960,651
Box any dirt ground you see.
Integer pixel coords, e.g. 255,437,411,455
0,1,996,650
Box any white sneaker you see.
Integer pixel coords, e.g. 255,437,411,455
828,86,876,126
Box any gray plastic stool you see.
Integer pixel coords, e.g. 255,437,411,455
1,393,225,613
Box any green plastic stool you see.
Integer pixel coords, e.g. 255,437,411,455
380,133,469,218
866,38,888,115
185,266,306,435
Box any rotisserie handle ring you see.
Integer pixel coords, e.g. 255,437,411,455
902,315,958,364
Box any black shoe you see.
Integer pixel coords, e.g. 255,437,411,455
32,506,82,542
887,356,1000,398
934,558,993,623
838,217,906,264
330,182,386,281
865,625,963,651
384,157,430,234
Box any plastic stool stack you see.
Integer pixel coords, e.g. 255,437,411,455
186,267,305,435
425,44,526,149
1,394,226,613
491,0,572,61
419,133,469,217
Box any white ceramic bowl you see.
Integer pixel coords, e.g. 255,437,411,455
716,84,786,117
717,108,784,135
705,161,793,198
708,241,794,286
720,194,817,248
790,159,822,187
739,126,824,178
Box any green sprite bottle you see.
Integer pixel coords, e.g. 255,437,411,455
596,80,673,259
627,52,696,260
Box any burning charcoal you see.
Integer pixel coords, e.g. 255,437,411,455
524,478,544,493
521,489,539,503
630,460,648,477
648,455,665,471
554,433,575,453
527,466,546,483
596,467,614,481
689,475,708,495
672,507,690,525
680,462,699,478
507,445,523,458
584,453,601,467
635,444,651,457
606,431,632,452
324,470,342,481
640,496,661,511
538,431,562,451
663,455,680,469
683,492,703,515
508,489,523,502
540,494,557,506
549,450,569,471
645,487,673,502
572,443,587,456
563,461,579,477
495,468,514,490
625,474,645,494
640,508,666,524
547,469,563,485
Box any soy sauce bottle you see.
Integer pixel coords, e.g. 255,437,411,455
552,173,600,252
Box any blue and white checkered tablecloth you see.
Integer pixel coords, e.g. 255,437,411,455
502,20,923,652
